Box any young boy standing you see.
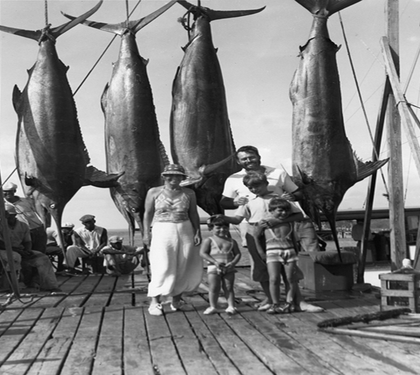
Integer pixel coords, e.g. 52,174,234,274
261,197,303,313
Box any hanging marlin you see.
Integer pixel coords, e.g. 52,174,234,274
63,1,176,243
0,1,122,249
171,1,265,215
290,0,388,255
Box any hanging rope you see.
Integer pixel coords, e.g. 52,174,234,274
338,12,390,199
126,0,130,23
44,0,49,27
73,0,142,96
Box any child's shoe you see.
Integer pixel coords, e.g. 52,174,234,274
279,302,293,313
266,304,281,314
148,304,163,316
257,303,272,311
225,306,237,315
203,307,218,315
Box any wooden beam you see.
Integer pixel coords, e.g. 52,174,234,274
381,37,420,177
357,79,391,283
384,0,406,271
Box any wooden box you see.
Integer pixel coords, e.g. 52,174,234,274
298,252,356,292
379,272,420,313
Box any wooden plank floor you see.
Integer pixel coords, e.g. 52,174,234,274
0,267,419,375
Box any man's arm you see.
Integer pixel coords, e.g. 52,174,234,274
96,229,108,253
261,212,304,228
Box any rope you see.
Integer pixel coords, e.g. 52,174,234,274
126,0,130,22
338,12,389,199
44,0,48,27
73,0,142,96
1,168,18,187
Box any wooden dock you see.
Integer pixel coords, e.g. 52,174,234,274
0,267,419,375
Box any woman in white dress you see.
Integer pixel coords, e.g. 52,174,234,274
143,164,203,316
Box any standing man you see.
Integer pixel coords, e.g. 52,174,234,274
65,215,108,275
220,145,323,312
3,181,47,253
220,145,319,252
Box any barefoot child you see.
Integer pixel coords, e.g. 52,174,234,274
259,197,303,313
200,216,241,315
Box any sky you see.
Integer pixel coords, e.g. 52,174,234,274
1,0,420,230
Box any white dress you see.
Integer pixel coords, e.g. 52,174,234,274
147,188,203,297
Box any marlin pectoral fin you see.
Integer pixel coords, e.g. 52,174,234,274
23,173,41,196
356,158,389,182
180,176,203,187
200,154,236,176
84,165,124,188
101,83,109,112
12,85,22,115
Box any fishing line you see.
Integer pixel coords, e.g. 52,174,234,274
73,0,143,96
44,0,49,27
338,12,389,199
0,167,18,187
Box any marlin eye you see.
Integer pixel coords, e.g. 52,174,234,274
50,203,56,209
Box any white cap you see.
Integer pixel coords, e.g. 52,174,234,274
3,182,18,192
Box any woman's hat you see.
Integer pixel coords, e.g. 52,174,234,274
161,164,187,177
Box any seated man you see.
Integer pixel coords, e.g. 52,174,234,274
0,204,60,292
46,223,75,273
100,236,145,276
66,214,107,275
3,181,47,253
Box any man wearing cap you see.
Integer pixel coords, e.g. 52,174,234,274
45,223,75,273
3,181,47,253
0,203,60,291
65,215,108,274
100,236,145,276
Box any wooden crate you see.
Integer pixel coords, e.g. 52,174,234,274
379,272,420,313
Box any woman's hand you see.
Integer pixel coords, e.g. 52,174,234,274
143,236,151,248
194,232,202,246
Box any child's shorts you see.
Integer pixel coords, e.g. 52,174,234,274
266,248,298,264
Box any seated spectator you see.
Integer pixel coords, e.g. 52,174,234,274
100,236,144,276
0,204,60,291
46,223,75,273
3,181,47,253
65,214,108,275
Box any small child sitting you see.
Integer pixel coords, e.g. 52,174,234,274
200,215,241,315
259,197,303,314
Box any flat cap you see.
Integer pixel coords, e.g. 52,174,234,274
79,214,95,223
61,222,75,229
2,182,17,191
109,236,123,243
